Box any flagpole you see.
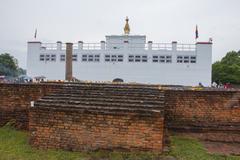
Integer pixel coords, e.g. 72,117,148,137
34,29,37,40
195,25,198,44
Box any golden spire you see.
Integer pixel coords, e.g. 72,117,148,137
124,16,130,35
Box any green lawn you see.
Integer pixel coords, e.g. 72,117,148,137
0,125,239,160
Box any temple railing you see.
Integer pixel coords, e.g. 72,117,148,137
40,42,196,51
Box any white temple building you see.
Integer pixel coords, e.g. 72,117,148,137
27,17,212,86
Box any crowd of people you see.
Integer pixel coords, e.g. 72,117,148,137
212,82,232,89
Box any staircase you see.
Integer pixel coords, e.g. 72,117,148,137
34,83,165,115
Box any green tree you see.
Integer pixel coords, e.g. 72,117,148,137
17,68,26,75
0,53,19,76
212,51,240,84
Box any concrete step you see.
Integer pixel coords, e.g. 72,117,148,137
44,93,164,101
34,102,164,114
34,82,165,115
56,89,162,95
42,84,162,93
35,99,164,109
39,96,164,105
41,82,160,89
50,91,164,98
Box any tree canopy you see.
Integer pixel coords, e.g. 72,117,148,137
212,51,240,84
0,53,25,77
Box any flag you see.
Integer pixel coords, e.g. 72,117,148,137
34,29,37,39
195,25,199,39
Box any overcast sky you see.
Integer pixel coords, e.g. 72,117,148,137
0,0,239,69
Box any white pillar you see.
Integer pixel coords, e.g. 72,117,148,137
27,41,42,77
196,42,213,86
57,41,62,50
172,41,177,51
148,41,152,50
27,41,41,51
78,41,83,50
100,41,105,50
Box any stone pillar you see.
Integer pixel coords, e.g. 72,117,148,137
65,43,73,81
172,41,177,51
148,41,153,50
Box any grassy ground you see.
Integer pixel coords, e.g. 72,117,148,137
169,136,240,160
0,126,240,160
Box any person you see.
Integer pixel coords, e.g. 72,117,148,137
218,82,223,88
212,82,217,88
224,82,231,89
198,82,204,87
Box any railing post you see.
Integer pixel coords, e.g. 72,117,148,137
57,41,62,50
124,40,128,50
78,41,83,50
101,41,105,50
148,41,152,50
172,41,177,51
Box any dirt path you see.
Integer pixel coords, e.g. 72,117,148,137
174,132,240,156
203,141,240,156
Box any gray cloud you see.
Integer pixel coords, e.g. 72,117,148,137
0,0,239,68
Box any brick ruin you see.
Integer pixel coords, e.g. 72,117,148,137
165,90,240,143
0,83,240,153
29,84,165,152
0,84,57,129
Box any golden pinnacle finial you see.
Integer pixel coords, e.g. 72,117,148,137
124,16,130,35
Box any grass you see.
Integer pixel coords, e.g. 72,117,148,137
0,125,240,160
0,126,87,160
169,135,240,160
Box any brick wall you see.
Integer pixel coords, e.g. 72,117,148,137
2,82,240,150
29,107,164,152
0,83,59,129
165,90,240,142
0,83,161,130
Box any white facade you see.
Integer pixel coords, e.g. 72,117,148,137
27,35,212,86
